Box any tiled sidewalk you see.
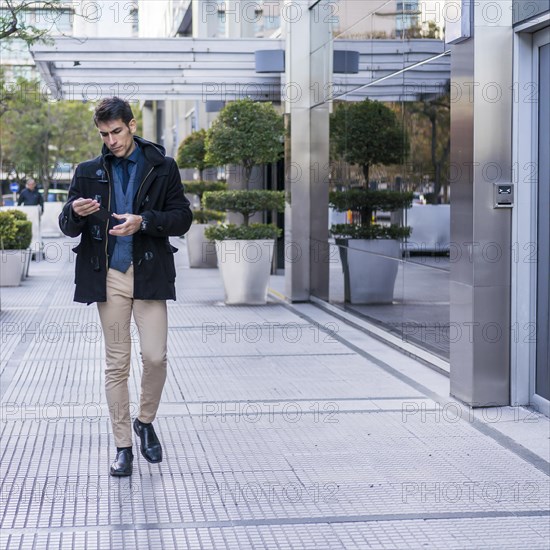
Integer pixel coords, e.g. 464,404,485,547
1,237,549,550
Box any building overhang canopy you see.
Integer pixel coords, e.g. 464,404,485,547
31,37,450,103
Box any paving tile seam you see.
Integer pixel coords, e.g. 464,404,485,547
1,324,320,334
0,396,425,406
173,353,358,360
35,302,282,310
1,353,358,361
279,301,550,477
1,510,549,536
0,476,550,490
0,307,40,312
175,408,430,417
0,407,452,423
167,323,317,330
177,397,425,404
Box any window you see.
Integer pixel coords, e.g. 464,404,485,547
396,0,420,36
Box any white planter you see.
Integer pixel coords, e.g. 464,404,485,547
215,240,275,305
0,205,42,253
186,224,218,268
0,250,24,287
337,238,401,304
21,248,32,280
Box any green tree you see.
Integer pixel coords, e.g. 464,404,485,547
0,210,17,250
1,78,99,194
0,0,62,43
177,129,212,180
204,189,284,228
205,99,284,187
330,99,411,234
1,1,65,116
331,99,409,189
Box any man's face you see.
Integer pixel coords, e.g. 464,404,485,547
97,118,137,158
27,180,36,190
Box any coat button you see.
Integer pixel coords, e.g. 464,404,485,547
144,251,154,261
156,225,164,232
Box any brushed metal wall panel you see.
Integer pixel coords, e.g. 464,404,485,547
450,281,475,402
450,4,513,406
450,37,475,288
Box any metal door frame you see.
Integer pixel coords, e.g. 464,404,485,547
511,22,550,416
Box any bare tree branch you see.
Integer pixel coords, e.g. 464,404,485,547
1,0,61,42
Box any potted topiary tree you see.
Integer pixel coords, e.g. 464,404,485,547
177,129,227,268
203,190,284,305
0,210,33,287
202,99,285,305
182,180,227,268
10,209,33,279
177,129,211,182
330,99,412,304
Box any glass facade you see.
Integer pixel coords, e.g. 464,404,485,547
303,0,451,358
396,1,420,36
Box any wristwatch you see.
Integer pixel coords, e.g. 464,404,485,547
140,216,148,233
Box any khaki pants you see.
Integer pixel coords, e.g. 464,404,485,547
97,266,168,448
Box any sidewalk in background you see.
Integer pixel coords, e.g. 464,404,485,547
0,237,548,550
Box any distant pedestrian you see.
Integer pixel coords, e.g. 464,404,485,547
59,97,193,476
17,178,44,213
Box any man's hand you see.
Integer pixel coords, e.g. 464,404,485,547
109,213,142,236
72,198,100,217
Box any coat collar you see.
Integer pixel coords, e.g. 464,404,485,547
102,135,166,167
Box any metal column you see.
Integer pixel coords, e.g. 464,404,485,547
284,0,331,301
449,1,514,406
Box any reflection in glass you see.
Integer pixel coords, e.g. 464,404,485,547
320,4,451,359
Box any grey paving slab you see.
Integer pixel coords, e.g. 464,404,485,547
167,302,303,326
2,414,548,528
0,237,548,550
2,516,549,550
0,353,425,408
167,356,423,403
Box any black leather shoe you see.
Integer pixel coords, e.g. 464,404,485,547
133,418,163,463
110,449,133,477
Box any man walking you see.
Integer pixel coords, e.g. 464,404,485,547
17,178,44,213
60,97,192,476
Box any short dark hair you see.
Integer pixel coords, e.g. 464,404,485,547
94,97,134,127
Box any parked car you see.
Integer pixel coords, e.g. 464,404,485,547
1,194,16,206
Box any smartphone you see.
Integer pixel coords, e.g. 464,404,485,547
92,205,112,222
90,195,112,222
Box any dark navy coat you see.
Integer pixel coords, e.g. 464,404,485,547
59,136,193,303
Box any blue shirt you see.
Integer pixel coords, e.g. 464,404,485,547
110,144,143,273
